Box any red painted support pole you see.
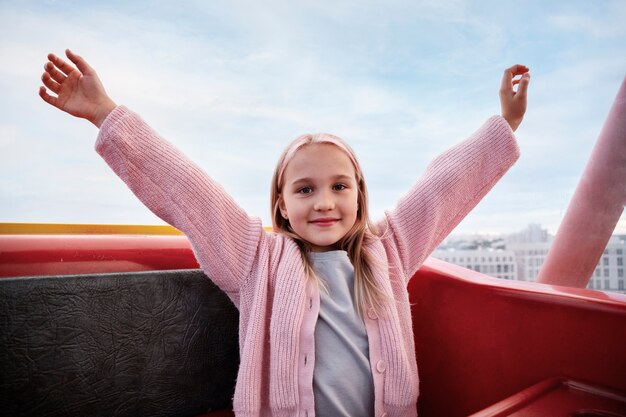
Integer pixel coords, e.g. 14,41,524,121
537,76,626,287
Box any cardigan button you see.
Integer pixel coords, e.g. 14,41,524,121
367,307,378,320
380,413,388,417
376,360,386,373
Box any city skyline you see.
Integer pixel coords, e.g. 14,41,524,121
434,223,626,294
1,1,625,235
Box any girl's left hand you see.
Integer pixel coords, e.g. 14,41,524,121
39,49,116,128
500,64,530,132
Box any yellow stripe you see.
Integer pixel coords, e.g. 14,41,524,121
0,223,275,235
0,223,184,235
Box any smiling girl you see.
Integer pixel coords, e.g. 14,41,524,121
40,49,529,417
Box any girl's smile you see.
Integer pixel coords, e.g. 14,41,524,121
309,217,340,227
279,143,359,252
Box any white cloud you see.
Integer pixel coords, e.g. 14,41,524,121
549,1,626,38
1,0,625,237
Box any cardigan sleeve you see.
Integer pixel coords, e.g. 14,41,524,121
95,106,263,294
378,115,520,282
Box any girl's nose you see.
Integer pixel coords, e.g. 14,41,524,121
313,190,335,211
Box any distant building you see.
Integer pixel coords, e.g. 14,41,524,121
505,241,551,282
506,223,553,282
435,224,626,294
507,223,549,244
588,237,625,292
431,248,517,280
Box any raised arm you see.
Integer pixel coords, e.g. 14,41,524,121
379,66,530,280
39,51,264,295
96,107,264,294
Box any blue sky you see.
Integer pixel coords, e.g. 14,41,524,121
1,0,625,235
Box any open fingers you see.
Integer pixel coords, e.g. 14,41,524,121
44,61,66,84
65,49,94,75
38,85,59,108
41,71,61,94
48,52,77,76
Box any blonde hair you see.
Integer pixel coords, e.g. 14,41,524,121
270,133,388,316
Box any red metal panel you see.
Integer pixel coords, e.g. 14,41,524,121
470,377,626,416
410,257,626,417
0,235,199,277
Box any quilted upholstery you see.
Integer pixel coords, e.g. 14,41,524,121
0,270,239,417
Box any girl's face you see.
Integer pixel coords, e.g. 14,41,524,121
278,143,359,252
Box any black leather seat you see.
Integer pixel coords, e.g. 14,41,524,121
0,269,239,417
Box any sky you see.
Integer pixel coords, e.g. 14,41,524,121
1,0,625,236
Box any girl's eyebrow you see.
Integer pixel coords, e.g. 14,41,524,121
290,174,354,186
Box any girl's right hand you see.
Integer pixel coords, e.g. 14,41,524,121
499,64,530,132
39,49,117,128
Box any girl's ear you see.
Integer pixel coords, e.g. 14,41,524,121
278,195,289,219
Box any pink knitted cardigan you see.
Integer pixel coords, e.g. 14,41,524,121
96,106,519,417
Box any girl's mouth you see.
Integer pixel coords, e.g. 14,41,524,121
310,218,339,227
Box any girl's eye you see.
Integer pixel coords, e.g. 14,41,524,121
333,184,347,191
298,187,313,194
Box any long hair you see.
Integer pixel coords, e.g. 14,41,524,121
270,133,388,316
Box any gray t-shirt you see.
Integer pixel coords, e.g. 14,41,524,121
309,250,375,417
